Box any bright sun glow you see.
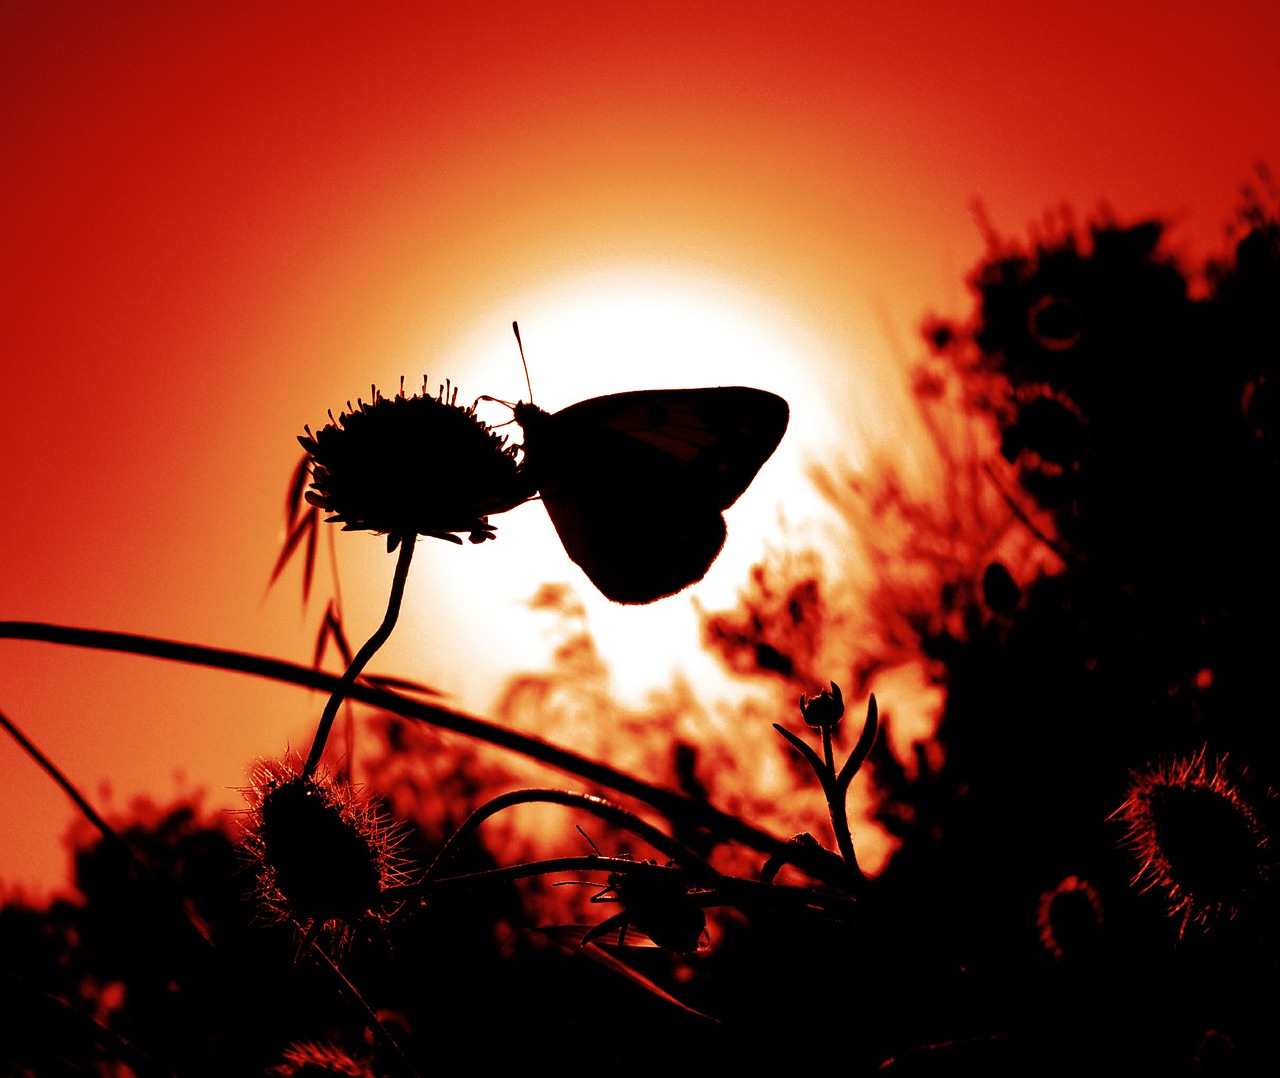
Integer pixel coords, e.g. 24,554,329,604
392,265,880,713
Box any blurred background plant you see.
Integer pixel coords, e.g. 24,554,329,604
2,184,1278,1076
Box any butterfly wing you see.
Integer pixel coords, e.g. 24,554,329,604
516,387,788,604
527,422,731,604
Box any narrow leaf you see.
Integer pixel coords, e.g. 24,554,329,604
773,722,827,779
284,454,311,527
301,504,318,601
360,673,443,698
535,926,719,1022
269,508,317,588
836,693,879,790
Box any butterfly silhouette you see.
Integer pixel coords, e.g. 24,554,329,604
511,359,789,605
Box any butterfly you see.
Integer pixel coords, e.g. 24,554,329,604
508,335,789,605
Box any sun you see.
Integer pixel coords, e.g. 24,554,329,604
377,264,879,714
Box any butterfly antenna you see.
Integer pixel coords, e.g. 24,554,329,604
512,320,534,404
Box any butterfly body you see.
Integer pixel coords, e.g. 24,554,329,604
514,387,788,604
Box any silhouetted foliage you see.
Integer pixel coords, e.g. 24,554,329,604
4,188,1279,1076
707,191,1280,1073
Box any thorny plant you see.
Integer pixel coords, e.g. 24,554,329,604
0,370,881,1077
0,628,876,1074
4,191,1279,1075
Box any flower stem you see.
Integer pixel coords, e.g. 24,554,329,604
825,776,865,885
419,788,718,891
821,724,836,779
306,940,421,1078
303,533,415,779
815,724,864,884
3,621,849,885
1,704,218,950
824,702,875,885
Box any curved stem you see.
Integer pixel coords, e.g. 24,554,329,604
421,854,860,923
1,622,843,884
827,694,878,883
824,775,865,885
420,788,719,891
303,534,415,779
0,707,140,875
307,940,421,1078
836,693,879,789
0,705,216,950
819,720,866,878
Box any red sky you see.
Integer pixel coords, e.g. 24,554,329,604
2,0,1278,897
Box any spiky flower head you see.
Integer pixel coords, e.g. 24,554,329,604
269,1042,378,1077
1112,748,1275,936
241,757,409,945
299,378,533,550
1035,874,1104,960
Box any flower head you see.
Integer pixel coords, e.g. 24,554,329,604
241,757,410,946
269,1042,378,1077
1035,874,1104,960
1112,748,1275,935
299,378,533,549
799,680,844,729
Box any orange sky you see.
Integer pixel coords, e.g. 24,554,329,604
2,0,1278,897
